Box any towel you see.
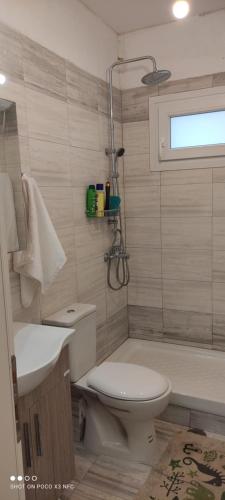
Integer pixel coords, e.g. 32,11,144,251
0,173,19,252
13,174,67,308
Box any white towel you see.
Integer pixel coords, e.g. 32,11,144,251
13,174,67,308
0,173,19,252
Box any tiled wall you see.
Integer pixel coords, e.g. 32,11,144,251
122,72,225,350
0,21,128,360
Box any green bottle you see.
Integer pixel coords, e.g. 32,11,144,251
86,185,96,217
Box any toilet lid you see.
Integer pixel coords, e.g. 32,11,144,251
87,362,169,401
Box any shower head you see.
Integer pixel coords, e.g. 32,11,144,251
141,69,171,86
116,148,125,158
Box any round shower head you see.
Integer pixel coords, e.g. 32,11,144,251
141,69,171,86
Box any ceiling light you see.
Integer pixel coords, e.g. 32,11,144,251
172,0,190,19
0,73,6,85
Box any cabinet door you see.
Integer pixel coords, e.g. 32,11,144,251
19,398,36,500
29,398,56,500
49,370,74,487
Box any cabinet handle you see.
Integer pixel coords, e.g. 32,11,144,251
23,423,32,468
34,414,42,456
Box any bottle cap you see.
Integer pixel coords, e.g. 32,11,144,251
89,185,95,189
96,183,104,190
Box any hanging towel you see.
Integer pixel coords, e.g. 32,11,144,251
0,173,19,252
13,174,67,308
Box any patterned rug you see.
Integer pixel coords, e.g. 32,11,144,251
135,430,225,500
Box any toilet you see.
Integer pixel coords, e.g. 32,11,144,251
43,304,172,465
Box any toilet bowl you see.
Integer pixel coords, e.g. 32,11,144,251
82,361,171,465
43,304,172,465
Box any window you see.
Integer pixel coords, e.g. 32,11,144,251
170,110,225,149
149,87,225,171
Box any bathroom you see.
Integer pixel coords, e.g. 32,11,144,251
1,0,225,498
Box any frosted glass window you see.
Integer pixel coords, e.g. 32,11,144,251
170,110,225,149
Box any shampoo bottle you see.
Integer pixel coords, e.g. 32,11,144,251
96,183,105,217
86,185,96,217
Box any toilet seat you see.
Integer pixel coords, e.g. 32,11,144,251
87,362,169,401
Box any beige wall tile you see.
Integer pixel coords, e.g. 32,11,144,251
125,184,160,217
213,282,225,314
163,279,212,314
213,217,225,250
0,22,23,81
26,87,68,144
161,168,212,186
213,183,225,216
129,247,161,278
213,167,225,183
124,154,150,178
75,223,105,263
162,248,211,281
161,183,212,217
66,61,98,111
161,217,212,249
163,308,212,343
128,305,163,340
77,256,105,298
128,276,162,308
70,147,106,188
30,138,71,186
123,121,149,155
23,37,66,98
159,74,213,96
213,251,225,282
68,102,99,150
79,288,107,328
126,217,161,247
106,286,127,318
41,186,73,229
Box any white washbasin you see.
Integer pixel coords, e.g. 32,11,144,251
14,322,75,396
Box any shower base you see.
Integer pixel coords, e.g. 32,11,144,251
107,339,225,435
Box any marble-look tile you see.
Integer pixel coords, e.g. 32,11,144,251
69,147,107,188
98,80,122,122
128,247,161,278
122,85,158,108
128,305,163,340
159,74,213,95
78,454,149,500
190,410,225,435
96,323,109,364
26,87,68,144
213,217,225,250
41,262,78,318
213,251,225,282
29,138,71,186
66,61,98,111
123,121,149,156
161,168,212,186
213,281,225,314
159,404,190,427
128,276,162,308
162,248,211,281
125,185,160,217
212,71,225,87
161,183,212,217
213,166,225,183
75,223,105,263
80,288,107,329
74,447,97,482
0,21,23,81
40,186,73,229
122,102,149,123
124,154,150,179
68,102,99,150
213,183,225,216
106,286,127,318
163,308,212,343
126,218,161,248
23,36,66,98
99,114,122,152
161,217,212,249
213,313,225,347
77,256,105,298
163,279,212,314
106,307,128,355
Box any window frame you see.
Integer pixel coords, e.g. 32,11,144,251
149,86,225,172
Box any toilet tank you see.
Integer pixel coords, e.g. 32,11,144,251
43,303,96,382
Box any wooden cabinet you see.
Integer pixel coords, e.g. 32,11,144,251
19,347,75,500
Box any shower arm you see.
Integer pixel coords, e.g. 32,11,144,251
107,56,157,179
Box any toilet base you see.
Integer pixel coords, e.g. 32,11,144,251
83,394,157,465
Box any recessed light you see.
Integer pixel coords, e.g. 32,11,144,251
0,73,6,85
172,0,190,19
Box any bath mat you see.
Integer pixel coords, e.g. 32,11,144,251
135,430,225,500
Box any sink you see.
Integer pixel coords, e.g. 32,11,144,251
14,322,75,396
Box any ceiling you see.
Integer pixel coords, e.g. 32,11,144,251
81,0,225,34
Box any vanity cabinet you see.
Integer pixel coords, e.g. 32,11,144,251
19,346,75,500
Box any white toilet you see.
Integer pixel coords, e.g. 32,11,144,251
43,304,172,465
